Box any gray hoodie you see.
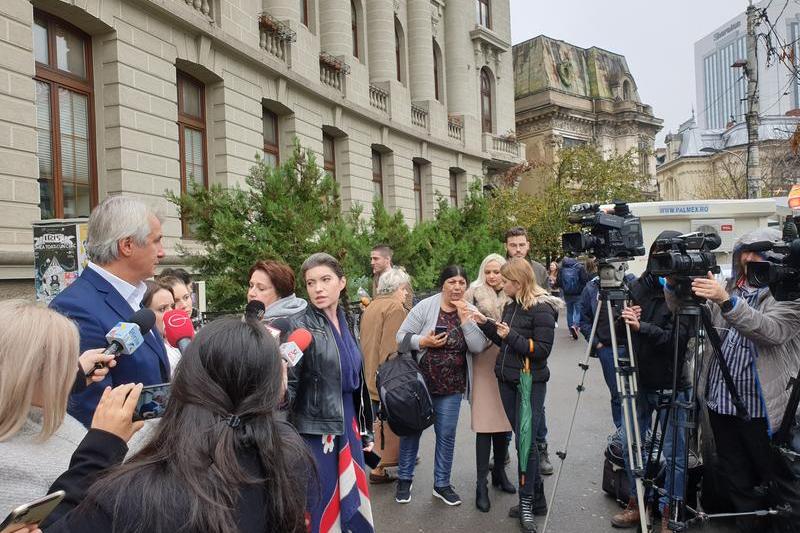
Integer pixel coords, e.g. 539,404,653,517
262,294,308,321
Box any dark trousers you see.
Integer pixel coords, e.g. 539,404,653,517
476,432,510,483
499,379,546,497
708,410,800,531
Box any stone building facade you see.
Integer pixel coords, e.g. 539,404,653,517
0,0,522,297
512,35,662,194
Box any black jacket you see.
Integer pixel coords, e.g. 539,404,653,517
628,274,691,390
479,298,558,384
287,305,373,445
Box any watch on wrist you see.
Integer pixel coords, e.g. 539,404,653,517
720,299,734,313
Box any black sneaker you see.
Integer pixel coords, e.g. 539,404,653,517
395,480,412,504
432,485,462,506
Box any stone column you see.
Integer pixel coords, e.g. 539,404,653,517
407,0,435,101
319,0,351,57
444,0,470,115
263,0,299,22
366,0,394,81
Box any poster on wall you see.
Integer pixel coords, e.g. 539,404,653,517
33,221,89,303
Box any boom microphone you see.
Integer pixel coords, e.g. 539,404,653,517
279,328,313,367
87,308,156,377
163,309,195,353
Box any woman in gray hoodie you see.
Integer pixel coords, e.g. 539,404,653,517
247,260,308,328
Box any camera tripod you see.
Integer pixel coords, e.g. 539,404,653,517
640,284,781,532
543,260,649,533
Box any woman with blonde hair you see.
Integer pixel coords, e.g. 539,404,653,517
464,254,514,512
0,299,140,514
473,258,561,532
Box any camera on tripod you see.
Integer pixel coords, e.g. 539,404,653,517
561,201,646,260
746,215,800,302
649,232,722,278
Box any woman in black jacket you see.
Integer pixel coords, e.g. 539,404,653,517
45,317,311,533
474,258,561,533
287,253,374,533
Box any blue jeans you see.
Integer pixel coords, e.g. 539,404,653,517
565,295,581,329
597,345,622,430
622,389,690,511
398,393,462,488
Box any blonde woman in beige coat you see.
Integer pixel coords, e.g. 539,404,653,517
464,253,515,513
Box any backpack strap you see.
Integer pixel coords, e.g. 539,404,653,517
399,332,423,363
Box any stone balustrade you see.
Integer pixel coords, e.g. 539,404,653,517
411,104,428,129
182,0,213,20
369,84,389,113
447,116,464,142
259,13,296,62
483,133,521,157
319,52,348,91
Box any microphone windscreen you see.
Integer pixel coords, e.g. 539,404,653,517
268,317,292,335
287,328,313,352
742,240,775,253
163,309,195,347
244,300,266,320
129,308,156,335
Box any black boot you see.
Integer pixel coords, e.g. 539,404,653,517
537,442,554,476
519,495,538,532
491,435,517,494
532,480,547,516
476,481,490,513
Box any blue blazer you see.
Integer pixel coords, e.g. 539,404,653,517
51,267,170,426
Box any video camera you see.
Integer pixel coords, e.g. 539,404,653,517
746,215,800,302
649,232,722,278
561,201,645,260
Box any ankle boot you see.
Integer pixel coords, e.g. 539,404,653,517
610,497,640,529
532,481,547,516
518,495,538,532
475,481,490,513
537,442,554,476
491,466,517,494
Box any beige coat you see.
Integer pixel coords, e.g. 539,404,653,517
465,285,513,433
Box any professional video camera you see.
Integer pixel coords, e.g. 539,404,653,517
561,201,645,260
649,232,722,278
746,215,800,302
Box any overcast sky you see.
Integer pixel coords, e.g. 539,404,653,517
509,0,749,146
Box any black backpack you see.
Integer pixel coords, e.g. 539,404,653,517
375,334,435,437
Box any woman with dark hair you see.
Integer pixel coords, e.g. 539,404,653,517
473,258,561,532
46,317,311,533
288,253,374,533
248,259,307,323
394,265,489,507
141,279,180,373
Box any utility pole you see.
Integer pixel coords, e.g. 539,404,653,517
745,1,761,198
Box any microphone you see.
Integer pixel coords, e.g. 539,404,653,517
279,328,312,367
163,309,195,353
244,300,266,321
87,308,156,377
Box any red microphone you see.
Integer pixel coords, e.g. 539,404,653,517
163,309,195,353
279,328,312,367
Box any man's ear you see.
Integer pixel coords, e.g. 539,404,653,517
117,237,134,258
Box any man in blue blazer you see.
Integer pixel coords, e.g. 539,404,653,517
51,195,169,426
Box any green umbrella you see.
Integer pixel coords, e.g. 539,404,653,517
518,356,533,488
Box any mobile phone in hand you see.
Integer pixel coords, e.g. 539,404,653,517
0,490,65,533
133,382,171,421
434,325,448,336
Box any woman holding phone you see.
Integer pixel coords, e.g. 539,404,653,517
473,258,560,532
287,253,374,533
394,265,489,507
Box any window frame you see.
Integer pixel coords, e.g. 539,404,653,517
372,149,383,201
433,39,441,102
323,133,336,180
351,0,359,60
476,0,491,29
413,161,423,222
395,18,404,84
449,170,458,207
301,0,309,27
33,10,98,220
176,71,208,236
480,68,493,133
262,108,280,167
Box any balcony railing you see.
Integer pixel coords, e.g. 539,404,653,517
319,52,349,91
182,0,213,20
369,84,389,113
259,13,296,62
483,133,521,158
411,104,428,129
447,116,464,142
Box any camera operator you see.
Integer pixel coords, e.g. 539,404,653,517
681,228,800,531
611,231,691,530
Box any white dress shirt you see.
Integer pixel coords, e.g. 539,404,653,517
87,262,147,311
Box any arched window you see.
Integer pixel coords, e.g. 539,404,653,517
433,39,443,102
351,1,359,60
395,17,405,83
480,68,493,133
623,80,631,100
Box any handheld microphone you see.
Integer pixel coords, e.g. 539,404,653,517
163,309,195,353
244,300,266,321
279,328,313,367
87,308,156,377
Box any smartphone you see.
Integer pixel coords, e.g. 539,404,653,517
0,490,65,533
133,382,171,422
434,325,448,336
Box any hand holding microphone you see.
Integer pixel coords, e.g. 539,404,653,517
86,309,156,378
79,349,117,385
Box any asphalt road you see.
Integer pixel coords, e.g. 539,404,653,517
369,315,739,533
